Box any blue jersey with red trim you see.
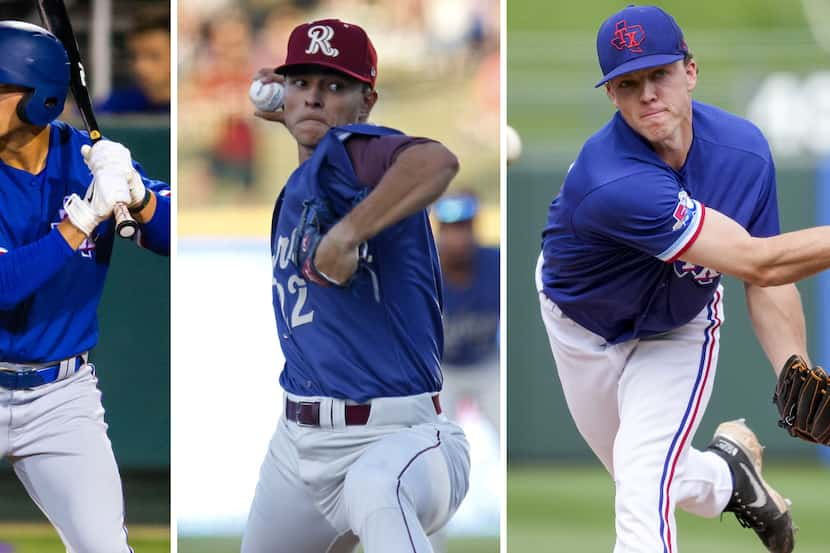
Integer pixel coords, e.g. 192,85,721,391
541,101,779,343
273,124,444,402
0,121,170,363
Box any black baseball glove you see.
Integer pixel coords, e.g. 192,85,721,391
773,354,830,445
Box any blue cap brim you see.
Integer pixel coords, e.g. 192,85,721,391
594,53,685,87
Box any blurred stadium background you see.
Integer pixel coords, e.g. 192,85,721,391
0,0,170,550
175,0,499,551
508,1,830,552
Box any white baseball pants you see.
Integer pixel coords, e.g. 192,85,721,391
0,364,131,553
537,260,733,553
241,392,470,553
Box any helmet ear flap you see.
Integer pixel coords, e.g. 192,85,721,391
15,89,34,125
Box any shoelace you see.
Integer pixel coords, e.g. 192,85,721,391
727,496,767,531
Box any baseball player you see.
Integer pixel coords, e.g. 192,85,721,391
241,19,471,553
434,192,500,431
537,5,830,553
0,22,170,552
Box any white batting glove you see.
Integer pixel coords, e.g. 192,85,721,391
81,141,133,179
63,193,102,236
126,169,147,211
64,173,131,236
80,141,147,210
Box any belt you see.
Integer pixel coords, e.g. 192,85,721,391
285,394,442,427
0,355,88,390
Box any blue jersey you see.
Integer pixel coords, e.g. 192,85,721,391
541,101,779,343
272,124,444,402
442,245,499,367
0,121,170,363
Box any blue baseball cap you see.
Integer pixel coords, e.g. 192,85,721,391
434,194,479,224
595,5,688,88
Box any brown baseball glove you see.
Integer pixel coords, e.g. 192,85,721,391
773,354,830,445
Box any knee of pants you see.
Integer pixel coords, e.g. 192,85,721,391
343,464,404,529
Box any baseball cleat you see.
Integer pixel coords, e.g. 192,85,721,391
705,419,795,553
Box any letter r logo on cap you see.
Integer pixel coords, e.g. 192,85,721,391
305,25,339,57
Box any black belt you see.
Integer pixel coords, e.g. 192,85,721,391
285,394,442,427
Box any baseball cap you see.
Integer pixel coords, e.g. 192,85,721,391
276,19,377,87
434,194,479,224
594,5,688,88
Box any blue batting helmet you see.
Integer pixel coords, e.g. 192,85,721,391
0,21,69,126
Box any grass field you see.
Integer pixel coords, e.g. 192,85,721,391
509,463,830,553
0,523,169,552
178,535,499,553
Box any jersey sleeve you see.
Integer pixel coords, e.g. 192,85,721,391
345,135,436,187
746,158,780,238
132,161,171,256
572,172,705,263
0,229,75,310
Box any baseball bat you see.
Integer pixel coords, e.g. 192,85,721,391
37,0,138,240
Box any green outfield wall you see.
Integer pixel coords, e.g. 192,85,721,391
96,120,171,468
507,156,822,462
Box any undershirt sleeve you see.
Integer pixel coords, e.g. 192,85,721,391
345,134,436,187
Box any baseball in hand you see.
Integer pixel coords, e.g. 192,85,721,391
249,80,284,112
506,125,523,165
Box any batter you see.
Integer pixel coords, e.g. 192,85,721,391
0,21,170,552
537,5,830,553
241,19,470,553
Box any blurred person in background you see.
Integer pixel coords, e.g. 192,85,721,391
199,10,256,190
178,7,257,202
435,192,500,433
98,5,170,114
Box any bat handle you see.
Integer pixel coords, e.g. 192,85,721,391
114,202,138,240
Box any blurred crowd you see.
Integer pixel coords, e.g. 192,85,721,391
0,0,170,119
178,0,499,209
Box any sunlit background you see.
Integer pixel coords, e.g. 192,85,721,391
174,0,500,551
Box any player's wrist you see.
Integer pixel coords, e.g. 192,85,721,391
129,189,152,213
63,193,102,237
329,220,362,251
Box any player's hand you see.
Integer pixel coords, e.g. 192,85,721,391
62,175,130,237
252,67,286,125
82,141,147,210
81,141,134,180
312,227,360,286
126,169,148,211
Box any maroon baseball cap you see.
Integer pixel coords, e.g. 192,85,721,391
275,19,377,87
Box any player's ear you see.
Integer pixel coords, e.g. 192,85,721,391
358,88,377,122
684,59,698,93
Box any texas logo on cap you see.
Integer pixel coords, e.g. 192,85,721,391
276,19,378,87
611,20,646,53
595,5,688,87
